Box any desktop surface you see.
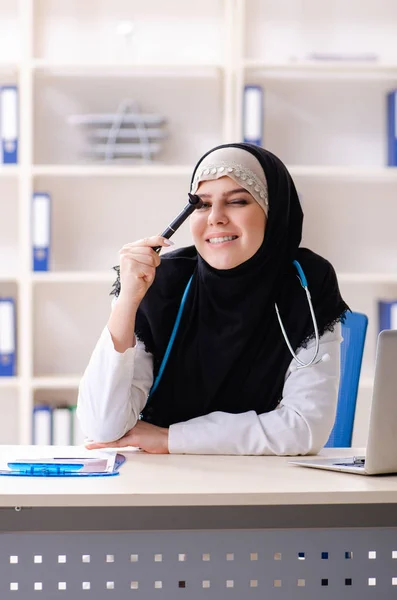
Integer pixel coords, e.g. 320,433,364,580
0,446,397,508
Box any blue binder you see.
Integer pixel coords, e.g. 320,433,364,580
243,85,263,146
0,297,16,376
0,86,18,164
378,300,397,332
387,90,397,166
32,193,51,271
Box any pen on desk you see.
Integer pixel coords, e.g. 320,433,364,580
152,193,203,254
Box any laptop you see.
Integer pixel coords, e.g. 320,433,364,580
289,329,397,476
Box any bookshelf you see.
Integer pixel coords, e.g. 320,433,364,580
236,0,397,446
1,0,396,446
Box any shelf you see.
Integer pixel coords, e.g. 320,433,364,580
27,272,397,285
0,274,18,283
32,59,223,78
32,165,192,177
243,60,397,80
31,165,397,181
0,377,20,389
0,272,391,285
31,272,115,284
32,376,81,390
338,274,397,284
0,62,18,75
0,165,19,177
288,166,397,181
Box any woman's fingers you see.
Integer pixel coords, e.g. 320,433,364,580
123,236,174,250
85,438,130,450
119,250,160,268
85,441,111,449
116,235,173,303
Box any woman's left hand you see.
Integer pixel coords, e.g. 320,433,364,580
85,420,169,454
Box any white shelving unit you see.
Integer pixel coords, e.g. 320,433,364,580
1,0,397,446
235,0,397,446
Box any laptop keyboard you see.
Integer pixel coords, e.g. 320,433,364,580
334,459,365,468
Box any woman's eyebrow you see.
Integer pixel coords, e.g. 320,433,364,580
198,187,249,199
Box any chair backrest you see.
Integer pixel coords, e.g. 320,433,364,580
325,311,368,448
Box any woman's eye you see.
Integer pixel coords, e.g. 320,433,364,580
196,199,248,210
230,199,248,206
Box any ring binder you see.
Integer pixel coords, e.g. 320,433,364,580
32,192,51,271
243,85,263,146
0,297,16,376
0,85,18,164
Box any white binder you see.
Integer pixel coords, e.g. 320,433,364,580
32,406,52,445
0,86,18,164
243,85,263,146
0,297,16,376
53,407,73,445
32,193,51,271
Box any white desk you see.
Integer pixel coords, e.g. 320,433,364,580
0,446,397,599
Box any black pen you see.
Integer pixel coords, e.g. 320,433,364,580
152,193,203,253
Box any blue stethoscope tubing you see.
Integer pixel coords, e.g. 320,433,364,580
148,260,320,399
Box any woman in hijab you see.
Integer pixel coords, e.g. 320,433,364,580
77,143,349,455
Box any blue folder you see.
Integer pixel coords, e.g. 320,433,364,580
0,454,126,477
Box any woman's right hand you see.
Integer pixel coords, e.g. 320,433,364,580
118,236,173,306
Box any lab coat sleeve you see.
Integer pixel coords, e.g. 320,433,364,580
76,325,154,443
168,323,342,455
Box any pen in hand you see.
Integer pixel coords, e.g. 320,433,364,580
152,193,203,253
111,193,203,299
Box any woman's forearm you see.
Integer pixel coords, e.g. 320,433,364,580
107,294,140,353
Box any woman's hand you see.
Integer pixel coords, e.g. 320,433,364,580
118,236,173,306
85,420,170,454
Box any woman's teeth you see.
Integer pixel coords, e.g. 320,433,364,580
208,236,237,244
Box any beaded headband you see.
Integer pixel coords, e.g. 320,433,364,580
190,148,269,215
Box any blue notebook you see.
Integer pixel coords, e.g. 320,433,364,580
0,453,126,477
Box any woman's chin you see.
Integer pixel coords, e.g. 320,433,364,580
203,255,242,270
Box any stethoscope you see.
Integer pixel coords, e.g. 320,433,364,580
275,260,330,372
149,259,329,398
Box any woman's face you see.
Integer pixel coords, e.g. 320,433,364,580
190,176,267,270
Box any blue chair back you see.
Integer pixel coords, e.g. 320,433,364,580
325,311,368,447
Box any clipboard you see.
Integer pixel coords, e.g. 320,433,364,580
0,453,126,477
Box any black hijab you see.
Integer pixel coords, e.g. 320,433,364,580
112,143,349,427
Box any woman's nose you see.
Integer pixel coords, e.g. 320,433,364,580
208,205,228,225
